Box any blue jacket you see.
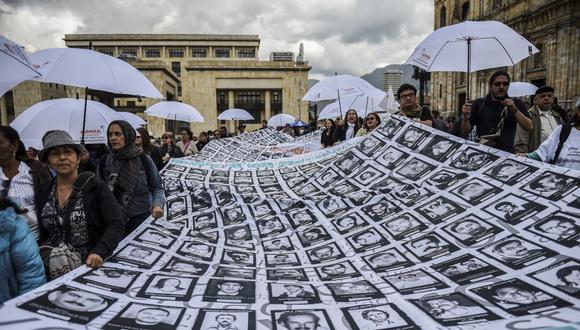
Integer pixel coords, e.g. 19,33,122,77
0,207,46,303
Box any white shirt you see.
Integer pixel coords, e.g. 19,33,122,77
538,109,560,142
0,161,39,239
536,125,580,171
345,123,355,141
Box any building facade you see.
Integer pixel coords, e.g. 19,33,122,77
431,0,579,117
382,70,403,93
63,34,310,137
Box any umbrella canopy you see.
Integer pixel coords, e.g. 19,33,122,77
508,82,538,97
291,120,308,127
145,101,205,123
118,112,147,128
30,48,163,99
10,98,122,145
268,114,296,127
217,108,254,121
377,86,400,114
302,74,375,102
405,20,538,97
318,88,387,120
0,35,42,96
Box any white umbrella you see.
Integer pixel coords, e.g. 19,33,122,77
0,35,42,96
145,101,205,123
217,108,254,121
118,112,147,128
268,114,296,127
508,82,538,97
319,88,387,120
405,20,538,97
10,98,122,145
378,86,400,114
30,48,163,143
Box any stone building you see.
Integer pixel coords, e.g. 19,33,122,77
64,34,311,137
431,0,579,117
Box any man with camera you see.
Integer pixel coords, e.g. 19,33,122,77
456,71,532,153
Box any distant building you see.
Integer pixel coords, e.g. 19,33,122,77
382,70,403,93
431,0,579,117
270,52,295,62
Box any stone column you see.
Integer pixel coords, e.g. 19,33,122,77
265,90,271,121
228,90,235,133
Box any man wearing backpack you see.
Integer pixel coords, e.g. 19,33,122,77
458,71,533,153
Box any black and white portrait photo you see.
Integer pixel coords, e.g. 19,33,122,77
419,135,460,162
316,198,350,218
268,283,321,304
425,169,468,190
193,309,255,330
525,212,580,247
381,213,428,240
330,213,369,234
266,268,309,282
361,198,401,222
256,216,287,237
186,230,219,244
470,278,571,316
346,228,389,252
396,158,436,181
404,233,459,262
484,194,548,224
249,200,275,218
18,285,115,325
346,190,375,206
298,225,332,247
382,117,405,138
395,126,430,150
326,280,384,302
479,235,557,270
341,303,419,330
105,303,185,330
306,242,345,264
109,244,163,269
225,224,253,241
522,171,578,200
265,252,301,267
351,164,385,186
530,258,580,299
73,267,140,293
160,257,209,276
166,196,188,220
192,212,218,231
410,293,500,327
443,215,502,246
134,228,176,249
262,236,295,251
163,178,183,197
432,254,505,285
375,146,409,169
334,152,364,174
271,309,334,330
357,135,386,156
213,266,256,280
314,260,362,281
215,190,236,207
484,159,538,185
136,275,196,301
329,179,358,196
203,279,255,303
316,168,341,186
382,269,448,295
389,182,431,207
220,206,247,226
189,185,212,211
415,196,465,224
287,208,318,229
362,248,414,273
450,179,500,205
176,241,215,262
221,249,256,266
449,147,498,171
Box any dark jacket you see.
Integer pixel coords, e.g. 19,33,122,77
25,160,52,221
160,144,184,158
147,145,164,171
321,127,336,147
37,173,124,259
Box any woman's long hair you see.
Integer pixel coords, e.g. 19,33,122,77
343,109,361,131
137,127,153,155
0,125,26,161
324,119,335,135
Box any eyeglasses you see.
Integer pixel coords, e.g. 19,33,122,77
493,82,509,87
400,92,415,99
366,117,376,121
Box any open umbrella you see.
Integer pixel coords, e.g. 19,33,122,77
508,82,538,97
0,35,42,96
268,114,296,127
30,48,163,143
217,108,254,121
10,98,122,145
118,112,147,128
145,101,205,131
405,20,538,98
291,120,308,127
378,86,400,114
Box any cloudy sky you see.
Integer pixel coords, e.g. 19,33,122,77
0,0,434,80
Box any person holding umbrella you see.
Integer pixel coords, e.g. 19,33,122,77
98,120,164,235
37,130,123,279
459,71,532,153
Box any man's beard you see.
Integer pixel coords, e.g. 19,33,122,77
493,90,508,101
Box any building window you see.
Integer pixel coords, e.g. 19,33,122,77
171,62,181,77
237,48,255,58
177,82,182,97
532,43,545,69
440,6,446,27
461,2,469,20
145,48,161,58
439,84,442,98
127,101,136,107
236,91,262,103
120,48,137,57
168,48,184,58
272,91,282,103
215,48,231,58
96,48,114,56
191,47,208,58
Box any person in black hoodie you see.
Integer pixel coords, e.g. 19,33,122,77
320,119,337,148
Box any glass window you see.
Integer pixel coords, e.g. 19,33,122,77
237,48,255,58
191,47,208,58
145,48,161,58
168,48,184,58
120,48,137,57
440,6,446,27
172,62,181,77
97,48,114,56
215,48,231,58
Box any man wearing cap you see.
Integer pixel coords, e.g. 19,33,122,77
514,85,565,153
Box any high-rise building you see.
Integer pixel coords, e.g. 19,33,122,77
383,70,403,93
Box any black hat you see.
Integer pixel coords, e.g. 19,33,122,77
535,85,554,96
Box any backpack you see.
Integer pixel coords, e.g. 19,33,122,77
551,124,572,165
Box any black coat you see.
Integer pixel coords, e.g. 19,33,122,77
26,159,53,221
37,172,124,259
320,128,336,147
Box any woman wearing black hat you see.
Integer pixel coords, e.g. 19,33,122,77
37,130,123,279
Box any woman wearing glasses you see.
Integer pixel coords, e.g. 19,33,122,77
356,113,382,137
0,126,52,241
160,132,184,165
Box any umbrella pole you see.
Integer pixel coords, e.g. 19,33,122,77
81,87,88,145
337,89,344,119
467,37,471,100
364,97,369,119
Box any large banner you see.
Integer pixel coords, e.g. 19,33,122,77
1,116,579,330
